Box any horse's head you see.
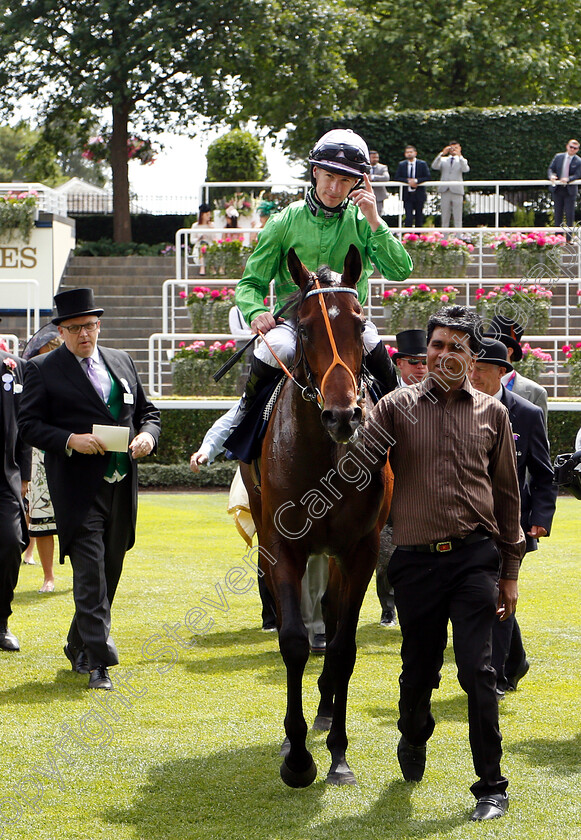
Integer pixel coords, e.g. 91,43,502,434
288,245,365,444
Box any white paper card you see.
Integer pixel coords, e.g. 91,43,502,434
92,424,130,453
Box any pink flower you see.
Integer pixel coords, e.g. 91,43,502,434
196,291,204,299
440,294,449,303
210,289,220,299
4,357,17,370
179,291,187,299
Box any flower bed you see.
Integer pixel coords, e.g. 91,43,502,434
171,340,241,396
489,231,566,278
181,287,236,332
562,343,581,396
403,231,473,278
199,237,254,278
381,284,460,332
513,343,553,382
0,191,37,243
475,283,553,334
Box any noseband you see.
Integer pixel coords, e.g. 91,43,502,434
259,273,362,410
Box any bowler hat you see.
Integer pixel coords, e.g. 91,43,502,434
484,315,523,362
476,338,514,372
52,288,104,325
392,329,428,362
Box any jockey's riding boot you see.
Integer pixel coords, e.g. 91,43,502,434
365,341,398,399
239,355,281,415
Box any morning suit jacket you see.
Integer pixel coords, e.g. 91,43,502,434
500,386,556,553
431,153,470,194
394,158,431,200
505,370,548,429
369,162,390,201
18,343,161,562
547,153,581,196
1,350,31,547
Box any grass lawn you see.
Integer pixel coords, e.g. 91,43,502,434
2,492,580,840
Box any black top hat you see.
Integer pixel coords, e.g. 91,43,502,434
392,329,428,361
52,288,104,326
484,314,523,362
477,338,514,372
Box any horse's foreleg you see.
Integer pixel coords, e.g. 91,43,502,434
276,576,317,788
324,544,377,786
314,559,340,731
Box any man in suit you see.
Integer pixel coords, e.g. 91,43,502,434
19,288,161,689
469,339,556,696
0,349,31,651
547,139,581,235
395,145,431,228
431,140,470,228
369,150,389,215
485,315,548,428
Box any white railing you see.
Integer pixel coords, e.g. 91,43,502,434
0,279,41,337
0,182,68,216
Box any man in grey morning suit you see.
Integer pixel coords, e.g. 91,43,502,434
19,288,161,690
431,140,470,228
548,139,581,235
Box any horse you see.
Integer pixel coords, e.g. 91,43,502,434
240,244,392,788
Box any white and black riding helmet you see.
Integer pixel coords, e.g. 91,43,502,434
553,450,581,500
308,129,371,187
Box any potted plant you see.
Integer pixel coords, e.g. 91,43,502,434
488,230,566,277
513,343,553,382
198,238,255,278
171,339,241,396
561,343,581,396
381,283,460,332
402,231,474,278
180,286,236,332
475,283,553,334
0,191,38,243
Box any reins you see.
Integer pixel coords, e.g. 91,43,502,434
259,274,361,410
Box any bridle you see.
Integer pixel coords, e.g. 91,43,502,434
258,273,364,410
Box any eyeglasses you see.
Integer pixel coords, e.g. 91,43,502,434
404,358,426,366
60,320,99,334
311,143,368,165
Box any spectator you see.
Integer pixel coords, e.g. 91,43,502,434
469,339,556,697
19,288,161,690
484,315,548,428
394,146,431,228
191,202,215,276
547,139,581,237
0,348,31,651
369,150,390,216
431,141,470,228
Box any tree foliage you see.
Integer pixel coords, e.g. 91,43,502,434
206,130,269,182
0,0,353,240
346,0,581,112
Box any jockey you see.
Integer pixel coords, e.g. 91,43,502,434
191,128,412,469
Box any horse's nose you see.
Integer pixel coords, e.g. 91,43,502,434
321,405,362,442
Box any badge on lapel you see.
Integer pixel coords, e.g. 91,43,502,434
2,357,18,391
121,377,134,404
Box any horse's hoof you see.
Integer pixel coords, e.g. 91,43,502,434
313,715,332,731
280,737,290,757
326,767,357,786
280,757,317,788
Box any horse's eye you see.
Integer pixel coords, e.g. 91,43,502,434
298,324,308,340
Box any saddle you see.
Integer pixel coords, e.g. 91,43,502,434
224,374,285,464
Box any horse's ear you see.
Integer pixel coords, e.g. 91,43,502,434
287,247,311,290
343,245,362,288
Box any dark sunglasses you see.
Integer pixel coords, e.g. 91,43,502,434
404,358,426,366
311,143,368,164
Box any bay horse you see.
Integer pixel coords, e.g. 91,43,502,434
240,245,392,787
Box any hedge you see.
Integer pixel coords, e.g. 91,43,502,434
140,407,580,488
72,213,189,244
138,461,237,488
318,105,581,181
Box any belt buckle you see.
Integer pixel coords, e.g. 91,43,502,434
435,540,452,553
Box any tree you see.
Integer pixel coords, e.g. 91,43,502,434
0,0,354,241
346,0,581,112
206,130,269,182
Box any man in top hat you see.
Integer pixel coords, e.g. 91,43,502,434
485,315,548,427
19,288,161,689
392,329,428,386
469,338,556,696
0,345,31,651
376,330,429,627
